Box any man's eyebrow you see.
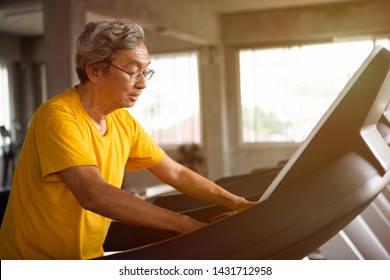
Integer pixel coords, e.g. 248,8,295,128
125,60,151,68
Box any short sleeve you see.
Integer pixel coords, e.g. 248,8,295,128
34,104,96,181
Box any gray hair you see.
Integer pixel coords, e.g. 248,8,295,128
75,19,145,83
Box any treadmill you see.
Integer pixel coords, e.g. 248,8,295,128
100,46,390,260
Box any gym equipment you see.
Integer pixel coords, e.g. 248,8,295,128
101,46,390,259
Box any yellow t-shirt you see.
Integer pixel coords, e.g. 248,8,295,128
0,87,164,259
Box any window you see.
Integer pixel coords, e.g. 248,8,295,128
240,38,390,143
0,62,11,152
129,52,201,145
0,62,10,130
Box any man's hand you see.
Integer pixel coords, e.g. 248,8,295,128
235,198,258,212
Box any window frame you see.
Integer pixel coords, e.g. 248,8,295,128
128,50,202,148
237,36,390,145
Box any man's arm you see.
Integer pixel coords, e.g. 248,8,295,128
149,154,256,211
59,165,205,234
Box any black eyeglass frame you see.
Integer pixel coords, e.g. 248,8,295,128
109,63,155,82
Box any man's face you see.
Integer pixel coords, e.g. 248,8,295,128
102,43,151,109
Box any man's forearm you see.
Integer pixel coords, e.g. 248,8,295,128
85,182,205,233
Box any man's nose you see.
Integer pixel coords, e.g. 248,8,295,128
134,75,147,89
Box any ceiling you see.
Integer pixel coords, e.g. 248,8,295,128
187,0,362,13
0,1,42,36
0,0,363,36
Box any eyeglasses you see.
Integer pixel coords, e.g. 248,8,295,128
109,63,155,83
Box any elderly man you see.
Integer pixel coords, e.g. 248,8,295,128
0,19,254,260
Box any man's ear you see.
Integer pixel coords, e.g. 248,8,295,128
85,64,102,83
